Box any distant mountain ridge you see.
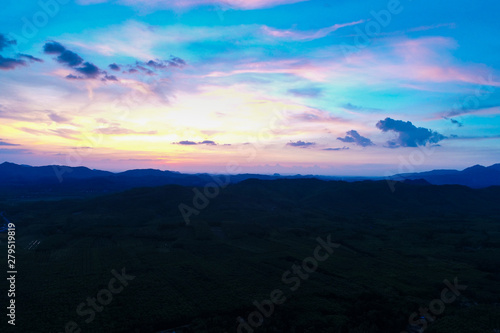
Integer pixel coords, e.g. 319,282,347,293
391,163,500,188
0,162,316,199
1,161,499,200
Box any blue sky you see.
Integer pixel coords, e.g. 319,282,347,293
0,0,499,175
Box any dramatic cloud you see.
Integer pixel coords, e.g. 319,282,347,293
323,146,349,151
0,55,26,70
75,62,100,77
174,140,218,145
169,56,186,67
337,130,374,147
449,118,463,127
287,140,316,148
176,140,197,145
142,57,187,70
0,34,16,51
199,140,217,145
18,54,43,63
103,73,118,81
43,41,66,54
0,34,40,70
44,41,85,67
58,50,84,66
43,41,102,79
109,63,120,71
376,118,447,147
66,74,83,80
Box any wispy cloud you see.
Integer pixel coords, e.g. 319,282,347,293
262,20,365,41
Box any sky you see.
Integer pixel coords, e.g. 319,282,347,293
0,0,499,176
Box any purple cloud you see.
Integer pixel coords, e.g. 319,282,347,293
337,130,374,147
287,140,316,148
376,118,446,147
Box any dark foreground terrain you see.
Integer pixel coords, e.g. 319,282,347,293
1,179,500,332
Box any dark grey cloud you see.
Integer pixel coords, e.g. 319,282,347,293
376,117,446,148
143,56,187,70
175,140,198,145
288,87,322,97
287,140,316,148
75,62,100,78
0,34,16,51
58,50,84,67
174,140,218,146
43,41,103,79
0,55,26,70
449,118,463,127
43,41,66,54
66,74,83,80
168,57,186,67
119,56,186,77
146,59,167,69
337,130,374,147
18,53,43,63
323,146,349,151
0,35,40,70
109,63,120,71
103,73,118,81
199,140,217,145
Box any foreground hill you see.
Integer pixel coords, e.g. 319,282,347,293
2,179,500,332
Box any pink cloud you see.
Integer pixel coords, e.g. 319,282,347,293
205,59,330,81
